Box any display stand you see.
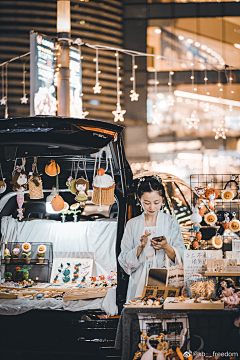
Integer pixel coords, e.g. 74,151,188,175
1,242,53,283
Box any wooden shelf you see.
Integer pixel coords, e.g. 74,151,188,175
204,271,240,276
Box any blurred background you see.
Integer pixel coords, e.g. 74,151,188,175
1,0,240,184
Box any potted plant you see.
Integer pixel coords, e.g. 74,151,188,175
5,272,12,281
12,245,20,263
37,245,46,263
70,203,82,222
18,267,32,282
22,251,32,264
22,243,31,264
4,242,11,264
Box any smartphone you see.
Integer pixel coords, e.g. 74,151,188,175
152,236,164,242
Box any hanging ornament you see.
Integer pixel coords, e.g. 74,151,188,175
93,49,102,94
73,156,89,206
0,163,7,194
10,158,28,221
167,71,175,106
229,212,240,233
0,65,6,106
151,69,161,125
222,212,230,230
204,211,218,226
204,188,218,211
187,110,200,129
129,55,139,101
112,52,126,122
213,119,228,140
20,62,28,104
28,157,43,199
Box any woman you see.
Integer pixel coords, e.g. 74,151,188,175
118,175,186,301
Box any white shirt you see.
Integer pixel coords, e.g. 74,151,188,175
144,225,156,258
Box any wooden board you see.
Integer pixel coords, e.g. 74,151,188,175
123,304,163,308
164,297,224,310
0,291,23,299
142,286,180,299
204,271,240,277
63,287,110,301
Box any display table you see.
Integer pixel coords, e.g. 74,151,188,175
115,307,240,360
0,287,118,316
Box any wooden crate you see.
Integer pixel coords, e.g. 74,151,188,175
164,297,224,310
63,287,109,301
0,291,23,299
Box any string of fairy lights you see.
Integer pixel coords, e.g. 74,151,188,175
0,42,239,141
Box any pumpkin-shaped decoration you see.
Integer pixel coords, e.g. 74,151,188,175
204,212,217,226
211,236,223,249
51,194,64,211
221,189,235,202
97,168,105,176
229,219,240,233
45,160,60,176
22,242,31,252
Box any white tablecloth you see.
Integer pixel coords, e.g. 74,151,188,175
0,287,118,316
1,216,117,276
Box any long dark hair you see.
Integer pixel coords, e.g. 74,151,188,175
137,175,165,200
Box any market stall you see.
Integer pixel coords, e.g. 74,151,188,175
0,116,130,318
114,173,240,360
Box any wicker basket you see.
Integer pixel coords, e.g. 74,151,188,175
28,175,43,199
92,184,115,206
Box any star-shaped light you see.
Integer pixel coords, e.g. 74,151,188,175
20,95,28,104
130,90,139,101
93,83,102,94
187,110,200,129
213,120,228,140
112,103,126,122
0,97,6,105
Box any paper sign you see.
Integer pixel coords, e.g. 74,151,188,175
184,250,223,281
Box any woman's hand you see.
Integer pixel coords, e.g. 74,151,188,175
140,229,151,248
151,236,176,261
150,236,167,250
137,229,151,258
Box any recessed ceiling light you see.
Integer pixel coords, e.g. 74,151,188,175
234,43,240,49
178,35,184,41
187,39,193,44
155,28,161,34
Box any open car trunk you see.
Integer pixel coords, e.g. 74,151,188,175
0,116,132,310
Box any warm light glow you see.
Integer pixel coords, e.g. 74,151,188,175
178,35,184,41
174,90,240,108
154,28,161,34
57,1,71,34
234,43,240,49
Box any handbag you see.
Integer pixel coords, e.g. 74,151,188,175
165,246,184,288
